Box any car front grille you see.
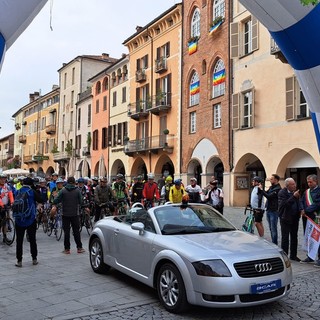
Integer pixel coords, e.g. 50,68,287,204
234,257,284,278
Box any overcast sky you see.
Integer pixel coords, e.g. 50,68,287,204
0,0,177,137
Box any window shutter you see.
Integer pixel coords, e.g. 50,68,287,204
166,42,170,57
167,74,172,105
230,22,239,58
108,126,112,146
251,89,255,128
232,93,240,130
156,47,160,60
144,54,148,68
136,59,140,71
285,76,295,121
156,78,160,93
251,16,259,52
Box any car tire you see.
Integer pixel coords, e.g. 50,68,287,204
157,263,189,313
89,237,110,274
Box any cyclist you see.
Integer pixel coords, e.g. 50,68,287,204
77,177,91,219
131,175,144,204
160,175,173,202
185,177,202,203
0,173,14,243
49,177,64,222
94,177,114,222
49,172,59,193
169,179,187,204
36,178,49,222
142,173,160,207
112,173,130,214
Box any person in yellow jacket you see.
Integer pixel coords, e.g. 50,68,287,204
169,179,187,203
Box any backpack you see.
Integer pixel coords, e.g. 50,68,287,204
12,187,34,222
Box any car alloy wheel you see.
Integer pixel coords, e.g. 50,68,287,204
157,263,188,313
89,237,110,274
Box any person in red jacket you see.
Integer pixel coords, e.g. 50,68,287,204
142,173,160,208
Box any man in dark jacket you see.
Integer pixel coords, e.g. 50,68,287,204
259,174,281,245
53,176,85,254
94,177,114,222
278,177,301,262
14,177,44,267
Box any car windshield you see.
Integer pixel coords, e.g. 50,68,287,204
154,204,236,235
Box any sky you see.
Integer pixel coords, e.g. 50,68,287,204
0,0,178,138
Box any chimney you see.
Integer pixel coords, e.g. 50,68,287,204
29,93,35,102
136,26,143,32
102,53,109,59
52,84,59,90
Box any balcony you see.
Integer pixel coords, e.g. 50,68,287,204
53,151,71,162
128,100,151,121
45,124,56,134
124,134,174,157
82,146,91,157
155,57,167,73
149,92,172,115
135,69,146,82
23,155,35,164
270,38,288,64
18,135,27,143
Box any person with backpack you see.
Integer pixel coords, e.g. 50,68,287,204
169,179,187,204
53,176,85,254
205,180,224,214
112,174,130,214
13,177,43,267
161,175,173,202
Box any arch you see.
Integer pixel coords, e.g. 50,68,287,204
102,77,109,91
110,159,125,180
212,58,226,98
95,81,101,95
213,0,226,20
191,7,201,38
154,154,175,181
205,156,224,184
234,153,266,180
130,157,148,181
45,166,54,177
189,71,200,106
93,161,100,177
58,167,66,178
37,167,45,177
78,160,91,178
187,158,203,187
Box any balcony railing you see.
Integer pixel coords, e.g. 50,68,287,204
23,155,34,163
124,134,174,156
53,151,71,162
135,69,147,82
18,135,27,143
270,38,288,63
45,124,56,134
128,100,151,121
82,146,91,157
155,57,167,73
150,92,172,115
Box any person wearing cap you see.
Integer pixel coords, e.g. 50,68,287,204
142,173,160,207
14,177,44,267
169,179,187,204
250,176,265,237
161,176,173,202
112,174,130,213
53,176,85,254
49,173,59,193
49,177,65,221
185,177,202,204
94,177,114,222
205,180,224,214
131,175,144,204
0,173,14,243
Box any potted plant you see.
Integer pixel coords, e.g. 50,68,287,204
51,144,59,153
65,140,73,156
209,16,224,34
187,35,199,45
156,91,166,105
86,132,91,155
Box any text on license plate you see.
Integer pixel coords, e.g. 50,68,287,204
251,279,282,294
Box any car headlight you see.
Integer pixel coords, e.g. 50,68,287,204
280,250,291,268
192,260,232,277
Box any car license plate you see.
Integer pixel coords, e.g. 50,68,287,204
251,279,281,294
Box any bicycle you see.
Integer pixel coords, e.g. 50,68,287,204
143,198,156,210
36,202,51,233
0,206,15,245
242,205,255,234
47,205,63,241
79,205,92,235
116,199,128,216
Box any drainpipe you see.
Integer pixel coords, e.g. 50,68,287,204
148,27,153,173
179,2,184,178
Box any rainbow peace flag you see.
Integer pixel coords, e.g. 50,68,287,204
188,41,198,55
213,69,226,86
190,81,200,95
209,20,223,35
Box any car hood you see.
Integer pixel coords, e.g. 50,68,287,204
155,230,280,262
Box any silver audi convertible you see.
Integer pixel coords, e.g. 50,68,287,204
89,203,292,313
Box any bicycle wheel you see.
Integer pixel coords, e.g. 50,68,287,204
55,217,63,241
47,218,53,236
4,217,15,245
42,210,49,234
36,209,42,230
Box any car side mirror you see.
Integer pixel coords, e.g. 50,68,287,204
131,222,145,235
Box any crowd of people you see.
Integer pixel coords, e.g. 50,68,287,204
250,174,320,267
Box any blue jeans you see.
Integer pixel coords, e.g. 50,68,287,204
266,210,279,245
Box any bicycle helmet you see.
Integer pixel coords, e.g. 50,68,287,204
77,177,85,183
190,177,197,182
174,179,181,186
137,175,143,181
0,173,7,178
252,176,262,183
165,176,173,182
92,176,99,181
56,177,64,183
52,172,58,177
147,173,155,179
39,178,46,183
116,173,124,179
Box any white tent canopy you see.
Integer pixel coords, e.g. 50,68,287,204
2,168,30,176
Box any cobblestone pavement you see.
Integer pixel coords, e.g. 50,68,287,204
0,207,318,320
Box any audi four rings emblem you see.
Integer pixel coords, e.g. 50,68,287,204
254,263,272,272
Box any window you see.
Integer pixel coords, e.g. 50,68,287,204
77,108,81,130
212,59,226,98
298,88,309,118
103,77,109,91
213,0,225,20
230,16,258,58
242,91,253,128
103,96,107,110
33,120,37,133
113,91,117,107
96,81,101,95
71,91,74,107
189,72,200,106
62,115,65,133
102,127,108,149
76,135,81,149
190,112,196,133
155,74,171,106
88,104,91,125
213,104,222,128
70,111,74,131
41,117,46,130
96,100,99,113
93,130,99,150
122,87,127,103
72,67,75,85
64,72,67,89
191,8,201,38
